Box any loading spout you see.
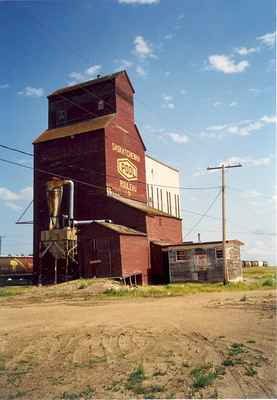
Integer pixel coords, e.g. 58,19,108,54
74,219,112,226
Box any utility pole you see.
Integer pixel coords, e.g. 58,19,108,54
0,235,6,256
207,163,242,284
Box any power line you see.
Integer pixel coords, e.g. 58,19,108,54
0,145,219,191
184,190,221,238
0,144,33,157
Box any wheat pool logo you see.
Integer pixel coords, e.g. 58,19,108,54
117,158,138,181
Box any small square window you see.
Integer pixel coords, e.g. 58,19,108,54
98,100,104,110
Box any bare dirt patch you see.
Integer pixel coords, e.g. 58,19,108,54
0,289,276,399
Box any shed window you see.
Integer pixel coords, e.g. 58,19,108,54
216,249,223,259
176,250,189,261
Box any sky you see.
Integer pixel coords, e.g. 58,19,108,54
0,0,276,263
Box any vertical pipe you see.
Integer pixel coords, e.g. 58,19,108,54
64,180,74,225
222,166,227,285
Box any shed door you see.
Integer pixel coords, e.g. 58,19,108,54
89,239,112,277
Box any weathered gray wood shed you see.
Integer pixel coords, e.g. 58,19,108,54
163,240,243,283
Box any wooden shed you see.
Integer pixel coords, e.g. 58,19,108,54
163,240,244,283
78,221,149,284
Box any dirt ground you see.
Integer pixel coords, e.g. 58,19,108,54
0,289,276,399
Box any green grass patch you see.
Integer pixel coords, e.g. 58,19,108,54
125,364,164,396
0,286,31,298
228,343,246,356
127,364,145,386
244,366,257,376
191,364,218,389
101,279,275,299
243,267,277,279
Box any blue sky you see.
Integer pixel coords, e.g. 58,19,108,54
0,0,275,263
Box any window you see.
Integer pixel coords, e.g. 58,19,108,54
177,194,180,217
168,192,172,215
176,250,190,261
160,189,163,211
57,110,67,124
147,184,153,207
98,100,104,110
156,188,160,210
216,249,223,259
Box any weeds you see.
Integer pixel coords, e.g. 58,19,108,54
228,343,246,356
62,386,95,400
126,364,145,386
245,366,257,376
191,364,217,389
222,358,242,366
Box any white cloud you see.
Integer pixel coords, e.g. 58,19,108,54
118,0,159,4
261,115,276,124
208,54,249,74
86,64,102,76
0,188,19,202
206,124,228,131
213,101,222,107
68,72,84,81
164,34,174,40
0,83,9,89
257,32,276,48
204,114,275,138
166,132,189,144
165,71,171,77
18,86,44,97
67,64,102,85
5,202,22,211
162,94,173,102
235,47,257,55
229,101,238,107
162,94,175,109
0,186,33,211
223,156,272,168
133,36,155,59
136,65,146,77
180,89,187,95
115,59,133,69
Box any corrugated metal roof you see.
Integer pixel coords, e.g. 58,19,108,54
33,114,115,144
163,240,244,251
109,192,182,219
95,221,146,236
48,70,135,98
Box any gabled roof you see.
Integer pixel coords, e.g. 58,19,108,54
134,124,146,151
109,192,182,220
95,221,146,236
48,70,135,98
33,114,115,144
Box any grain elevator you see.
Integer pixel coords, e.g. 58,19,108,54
33,71,182,284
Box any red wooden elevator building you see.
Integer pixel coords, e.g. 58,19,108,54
33,71,182,284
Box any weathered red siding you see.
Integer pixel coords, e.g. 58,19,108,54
120,235,149,284
146,215,182,244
